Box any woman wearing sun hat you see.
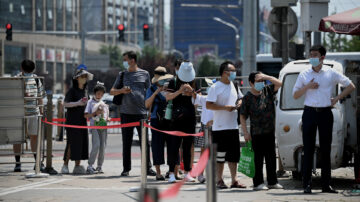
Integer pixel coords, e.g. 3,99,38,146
145,66,173,180
165,61,198,183
61,67,93,175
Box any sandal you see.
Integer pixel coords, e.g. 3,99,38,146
230,180,247,188
216,179,228,189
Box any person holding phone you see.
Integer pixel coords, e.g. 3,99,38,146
110,51,156,177
61,67,93,174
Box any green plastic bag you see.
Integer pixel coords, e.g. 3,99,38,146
95,117,107,131
238,141,255,178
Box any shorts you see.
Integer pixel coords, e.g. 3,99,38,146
26,117,38,135
212,129,240,163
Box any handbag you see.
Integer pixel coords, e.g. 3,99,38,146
238,141,255,178
112,71,124,105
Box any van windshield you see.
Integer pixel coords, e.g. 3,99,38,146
280,73,305,110
280,73,338,110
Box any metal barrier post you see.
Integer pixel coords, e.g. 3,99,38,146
139,187,158,202
25,114,49,178
140,119,147,187
44,94,58,174
205,126,217,202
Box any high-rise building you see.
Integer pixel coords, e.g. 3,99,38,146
0,0,164,93
171,0,243,62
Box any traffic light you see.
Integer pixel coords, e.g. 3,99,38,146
143,23,149,41
118,24,125,42
5,23,12,41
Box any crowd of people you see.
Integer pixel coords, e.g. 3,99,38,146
13,45,355,193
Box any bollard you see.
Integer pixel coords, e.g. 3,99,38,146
140,119,148,187
205,126,217,202
44,94,58,175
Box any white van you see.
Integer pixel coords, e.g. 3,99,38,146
275,57,359,181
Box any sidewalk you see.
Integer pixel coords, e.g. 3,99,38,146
0,133,359,201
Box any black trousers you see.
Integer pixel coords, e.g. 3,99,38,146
150,118,167,166
120,114,152,172
302,106,333,188
252,133,278,187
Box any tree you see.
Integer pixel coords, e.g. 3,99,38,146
99,45,123,69
197,56,219,77
323,33,360,52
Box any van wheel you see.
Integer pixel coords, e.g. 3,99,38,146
292,171,302,181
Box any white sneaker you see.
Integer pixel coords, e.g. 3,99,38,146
268,183,283,189
86,165,96,174
197,174,206,183
61,165,69,174
73,165,86,175
253,183,269,191
184,174,196,182
168,173,176,183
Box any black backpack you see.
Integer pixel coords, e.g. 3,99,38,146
112,71,124,105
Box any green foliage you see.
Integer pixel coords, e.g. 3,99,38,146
197,56,218,77
99,45,123,69
323,33,360,52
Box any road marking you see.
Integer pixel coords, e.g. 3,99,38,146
0,178,69,196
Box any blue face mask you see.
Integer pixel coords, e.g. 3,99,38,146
123,61,129,70
23,73,33,76
175,70,179,75
158,79,166,86
309,57,320,67
254,82,265,91
228,72,236,81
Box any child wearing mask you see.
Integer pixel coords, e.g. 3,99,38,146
84,82,109,174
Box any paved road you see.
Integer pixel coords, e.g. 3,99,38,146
0,134,359,202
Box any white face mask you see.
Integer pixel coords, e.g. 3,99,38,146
160,91,167,97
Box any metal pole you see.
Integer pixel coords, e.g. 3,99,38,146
235,33,240,61
140,119,147,187
243,0,257,83
304,31,312,58
205,126,217,202
80,0,85,64
281,7,289,67
44,94,57,174
34,115,42,174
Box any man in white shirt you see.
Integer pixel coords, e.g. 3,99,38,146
293,45,355,194
206,61,246,189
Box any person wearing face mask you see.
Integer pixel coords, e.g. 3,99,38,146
239,71,283,191
165,61,198,183
61,67,93,174
145,66,173,180
206,61,245,189
293,45,356,194
110,51,156,177
84,82,109,174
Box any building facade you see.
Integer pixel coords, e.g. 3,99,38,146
0,0,164,93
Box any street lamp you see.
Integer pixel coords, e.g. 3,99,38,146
213,17,240,61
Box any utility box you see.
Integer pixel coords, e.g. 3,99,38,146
271,0,298,7
300,0,329,32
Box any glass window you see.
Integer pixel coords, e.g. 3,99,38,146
4,45,27,75
36,0,43,30
66,0,72,31
56,0,63,30
280,73,305,110
46,0,54,30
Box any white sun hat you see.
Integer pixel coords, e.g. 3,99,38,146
178,61,195,82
